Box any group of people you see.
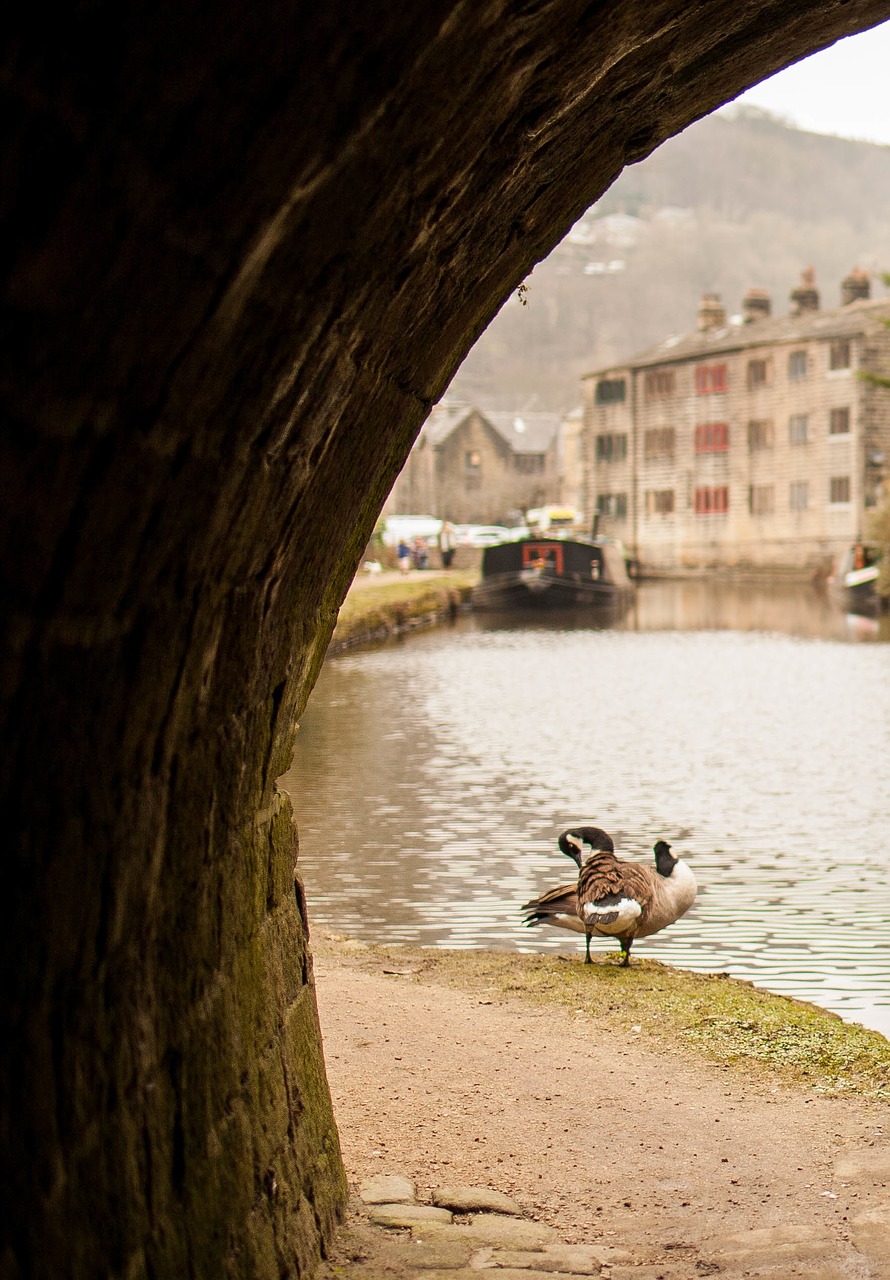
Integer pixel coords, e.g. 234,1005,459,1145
397,521,457,573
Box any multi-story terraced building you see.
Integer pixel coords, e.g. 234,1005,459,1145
582,269,890,575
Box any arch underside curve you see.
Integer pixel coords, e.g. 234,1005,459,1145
1,3,887,1275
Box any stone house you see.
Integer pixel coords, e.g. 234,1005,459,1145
581,269,890,574
386,402,561,524
556,404,585,512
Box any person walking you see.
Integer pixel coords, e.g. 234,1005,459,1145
439,520,456,569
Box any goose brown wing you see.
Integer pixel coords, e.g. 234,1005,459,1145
521,883,578,921
577,854,654,915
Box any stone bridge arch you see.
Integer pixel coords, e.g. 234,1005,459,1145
2,4,887,1276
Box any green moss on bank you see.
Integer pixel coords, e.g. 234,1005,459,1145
330,572,478,650
318,939,890,1101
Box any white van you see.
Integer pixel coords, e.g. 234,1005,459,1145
381,515,443,547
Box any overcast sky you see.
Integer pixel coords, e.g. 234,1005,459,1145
730,18,890,145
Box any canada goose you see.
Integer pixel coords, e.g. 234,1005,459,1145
522,826,696,966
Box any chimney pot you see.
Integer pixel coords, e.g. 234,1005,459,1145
841,268,870,306
742,287,771,323
790,267,819,315
697,292,726,332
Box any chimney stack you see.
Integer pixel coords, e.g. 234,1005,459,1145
790,267,819,315
742,287,772,323
697,292,726,332
841,268,870,306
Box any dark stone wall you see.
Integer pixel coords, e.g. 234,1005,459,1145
2,3,887,1276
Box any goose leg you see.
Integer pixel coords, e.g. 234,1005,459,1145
619,938,632,967
584,931,592,964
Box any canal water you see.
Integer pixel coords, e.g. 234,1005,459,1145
278,581,890,1038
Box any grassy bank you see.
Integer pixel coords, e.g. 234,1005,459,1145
318,937,890,1102
330,570,479,652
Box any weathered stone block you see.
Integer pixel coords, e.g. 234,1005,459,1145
359,1174,417,1204
432,1185,523,1215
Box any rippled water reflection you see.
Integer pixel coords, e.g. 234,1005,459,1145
278,582,890,1037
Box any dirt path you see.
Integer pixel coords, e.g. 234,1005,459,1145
313,939,889,1278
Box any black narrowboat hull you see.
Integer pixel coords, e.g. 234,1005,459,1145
472,537,633,611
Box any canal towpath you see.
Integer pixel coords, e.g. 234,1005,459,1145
312,935,890,1280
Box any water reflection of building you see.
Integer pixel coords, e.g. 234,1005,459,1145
582,269,890,576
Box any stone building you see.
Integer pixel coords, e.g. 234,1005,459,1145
556,404,585,512
581,269,890,574
386,402,561,523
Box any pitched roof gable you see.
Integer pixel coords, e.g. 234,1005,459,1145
422,404,560,454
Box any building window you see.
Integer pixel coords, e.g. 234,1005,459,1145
694,486,729,514
595,377,627,404
694,422,729,453
829,339,851,370
829,407,851,435
643,427,676,459
746,358,771,388
695,364,728,394
748,484,775,515
790,481,809,511
514,454,544,474
644,369,675,397
595,433,628,462
789,414,809,445
465,449,482,489
645,489,675,515
596,493,628,519
829,476,851,504
747,419,774,450
788,350,808,380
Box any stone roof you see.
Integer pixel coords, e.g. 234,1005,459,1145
584,294,890,378
422,404,560,454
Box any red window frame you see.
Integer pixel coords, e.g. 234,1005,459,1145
694,422,729,452
694,486,729,514
522,543,564,573
695,364,728,394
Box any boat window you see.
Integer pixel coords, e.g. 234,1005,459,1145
521,543,564,573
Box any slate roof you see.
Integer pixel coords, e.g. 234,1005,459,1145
421,404,560,454
584,294,890,378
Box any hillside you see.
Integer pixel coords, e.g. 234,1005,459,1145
449,107,890,412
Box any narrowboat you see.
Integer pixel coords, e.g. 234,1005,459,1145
471,534,634,610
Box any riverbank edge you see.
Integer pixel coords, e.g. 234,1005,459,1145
313,935,889,1099
329,571,479,653
329,567,855,656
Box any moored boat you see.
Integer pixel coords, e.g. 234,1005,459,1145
471,534,633,610
826,543,882,615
